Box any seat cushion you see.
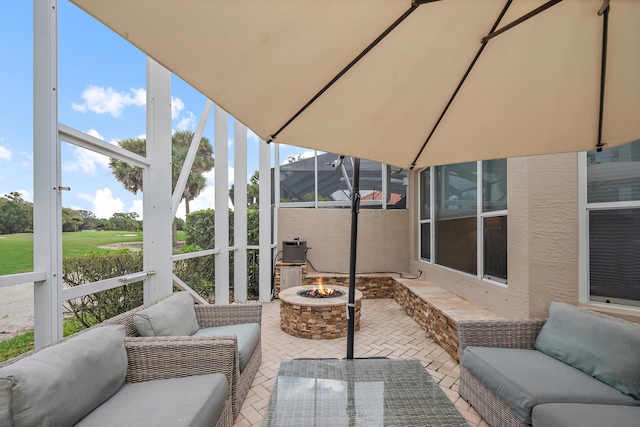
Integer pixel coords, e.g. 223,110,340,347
75,373,228,427
532,403,640,427
133,292,200,337
0,325,127,427
193,323,260,371
462,347,640,424
534,302,640,399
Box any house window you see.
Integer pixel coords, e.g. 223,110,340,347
419,169,431,261
419,159,507,284
586,139,640,308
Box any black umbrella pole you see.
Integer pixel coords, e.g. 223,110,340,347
347,158,360,360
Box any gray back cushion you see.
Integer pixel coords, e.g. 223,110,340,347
133,292,200,337
0,324,127,427
534,302,640,399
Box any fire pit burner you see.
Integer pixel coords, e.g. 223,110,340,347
297,288,345,298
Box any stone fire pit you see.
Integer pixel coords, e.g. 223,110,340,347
279,285,362,339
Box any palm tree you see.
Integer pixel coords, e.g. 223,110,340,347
109,130,214,246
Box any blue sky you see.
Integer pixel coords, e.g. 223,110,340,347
0,1,313,220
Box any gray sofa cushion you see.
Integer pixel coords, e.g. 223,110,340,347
133,292,200,337
532,403,640,427
75,373,228,427
534,302,640,399
0,325,127,427
462,347,640,424
194,323,260,371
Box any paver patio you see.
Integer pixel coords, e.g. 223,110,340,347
234,298,488,427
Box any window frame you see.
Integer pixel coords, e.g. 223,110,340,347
578,151,640,311
419,161,507,286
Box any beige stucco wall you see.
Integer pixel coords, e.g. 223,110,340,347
409,154,581,320
277,208,410,274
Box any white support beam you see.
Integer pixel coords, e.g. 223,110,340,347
59,124,149,168
234,119,248,302
33,0,63,347
143,58,173,303
214,104,230,305
0,272,46,288
258,139,272,302
172,275,209,305
274,144,281,208
171,100,213,214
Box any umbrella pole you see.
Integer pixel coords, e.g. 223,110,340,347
347,158,360,359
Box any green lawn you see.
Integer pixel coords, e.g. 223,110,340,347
0,230,186,276
0,318,87,363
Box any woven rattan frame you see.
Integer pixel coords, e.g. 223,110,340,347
101,296,263,420
457,308,639,426
0,329,235,427
459,365,528,427
457,318,546,427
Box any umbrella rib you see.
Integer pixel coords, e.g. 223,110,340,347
597,0,610,152
482,0,564,43
410,0,514,169
267,1,438,143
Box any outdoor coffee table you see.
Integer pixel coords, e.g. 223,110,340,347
262,358,469,426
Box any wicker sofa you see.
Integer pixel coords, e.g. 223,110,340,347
102,292,262,420
457,302,640,427
0,324,234,426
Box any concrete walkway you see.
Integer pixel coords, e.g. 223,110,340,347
0,282,34,341
234,298,487,427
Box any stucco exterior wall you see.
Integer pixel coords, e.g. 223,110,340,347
277,208,410,274
409,154,581,320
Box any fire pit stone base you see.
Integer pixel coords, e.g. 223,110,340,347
279,285,362,339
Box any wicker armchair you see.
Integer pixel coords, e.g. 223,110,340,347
457,318,546,427
0,326,235,427
103,297,263,419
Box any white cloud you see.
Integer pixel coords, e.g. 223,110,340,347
185,185,216,214
18,190,33,203
86,129,104,140
228,166,235,187
128,199,143,219
280,148,315,165
5,189,32,203
171,96,184,120
0,145,11,161
175,175,233,219
0,190,31,202
76,189,123,219
176,111,196,131
72,86,146,118
93,188,124,219
62,146,110,176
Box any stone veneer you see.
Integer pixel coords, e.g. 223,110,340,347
393,279,502,362
279,285,362,339
276,263,501,358
303,274,396,299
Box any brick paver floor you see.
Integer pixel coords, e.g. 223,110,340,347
233,298,488,427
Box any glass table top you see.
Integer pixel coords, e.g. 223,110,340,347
262,358,469,427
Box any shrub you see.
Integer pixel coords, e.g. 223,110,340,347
62,250,144,328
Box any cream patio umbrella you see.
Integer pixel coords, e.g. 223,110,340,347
70,0,640,357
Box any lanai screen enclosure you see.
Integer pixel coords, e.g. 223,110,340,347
69,0,640,356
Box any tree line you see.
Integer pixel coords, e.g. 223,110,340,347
0,192,152,234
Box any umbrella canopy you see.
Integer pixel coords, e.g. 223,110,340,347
70,0,639,169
